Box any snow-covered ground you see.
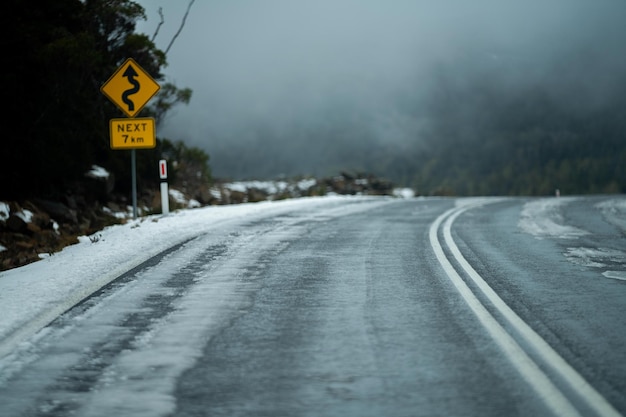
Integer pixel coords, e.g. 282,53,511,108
0,196,374,359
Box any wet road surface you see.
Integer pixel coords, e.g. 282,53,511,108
0,196,624,417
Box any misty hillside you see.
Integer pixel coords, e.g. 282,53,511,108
203,45,626,196
149,1,626,196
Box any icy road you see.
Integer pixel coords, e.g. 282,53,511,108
0,196,625,417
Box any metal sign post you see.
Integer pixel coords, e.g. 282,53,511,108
131,149,138,219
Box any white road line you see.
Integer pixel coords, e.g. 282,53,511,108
429,201,622,417
442,204,622,417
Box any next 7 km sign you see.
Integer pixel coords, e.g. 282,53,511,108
109,118,156,149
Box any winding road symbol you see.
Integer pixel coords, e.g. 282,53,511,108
121,65,140,112
100,58,160,118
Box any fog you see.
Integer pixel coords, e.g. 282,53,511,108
136,0,626,183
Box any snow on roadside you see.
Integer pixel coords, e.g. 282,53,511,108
169,188,201,208
0,202,9,222
0,203,10,254
0,196,379,359
15,209,34,223
520,197,626,282
596,199,626,234
518,197,589,239
564,246,626,282
224,180,290,195
393,188,415,198
564,247,625,268
86,165,110,179
602,271,626,281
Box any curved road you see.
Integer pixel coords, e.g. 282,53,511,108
0,196,625,417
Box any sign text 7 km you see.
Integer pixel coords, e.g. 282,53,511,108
109,118,156,149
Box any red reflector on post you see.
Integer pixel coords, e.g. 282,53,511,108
159,160,167,180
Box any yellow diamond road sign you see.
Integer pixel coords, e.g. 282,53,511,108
109,118,156,149
101,58,160,118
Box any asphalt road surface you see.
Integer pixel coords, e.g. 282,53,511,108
0,196,625,417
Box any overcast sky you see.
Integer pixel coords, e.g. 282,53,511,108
135,0,626,179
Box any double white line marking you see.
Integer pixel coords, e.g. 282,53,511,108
429,199,621,417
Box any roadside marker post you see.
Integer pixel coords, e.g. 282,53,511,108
159,160,169,215
101,58,161,219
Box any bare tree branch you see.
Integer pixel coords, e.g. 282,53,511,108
164,0,195,55
151,7,164,43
